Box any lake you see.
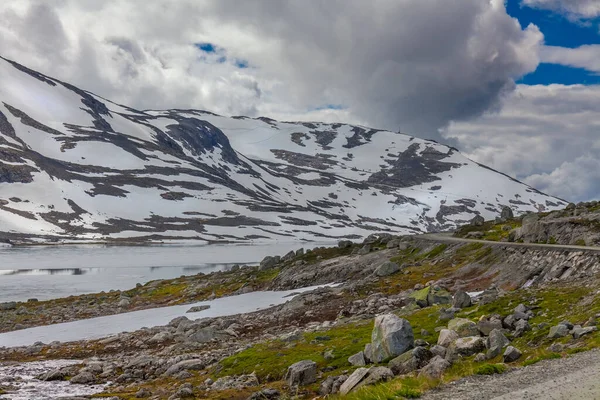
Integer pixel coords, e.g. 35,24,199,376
0,242,326,303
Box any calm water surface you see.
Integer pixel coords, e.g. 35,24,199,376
0,242,327,302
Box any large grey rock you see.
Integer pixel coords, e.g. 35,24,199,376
548,324,570,338
375,261,401,277
388,347,432,375
470,215,485,226
448,318,479,337
573,326,598,339
501,206,514,220
188,326,220,343
486,329,510,359
371,314,414,363
70,372,95,385
418,356,450,380
147,331,173,344
285,360,317,387
358,245,371,255
0,302,17,311
437,329,459,347
164,359,205,376
503,346,522,362
452,336,486,357
514,319,531,337
363,343,373,363
259,256,281,270
430,345,447,358
339,368,370,395
319,375,348,395
452,291,472,309
338,240,353,248
348,351,366,367
478,317,503,336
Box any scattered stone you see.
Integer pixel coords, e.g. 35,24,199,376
448,318,479,337
514,319,531,337
418,356,451,380
501,206,514,221
470,215,485,226
486,329,510,359
437,329,459,348
70,372,95,385
452,336,486,357
136,388,151,398
249,389,280,400
452,291,472,309
285,360,317,387
358,245,371,255
548,324,570,339
548,343,564,353
319,375,348,395
374,261,401,277
259,256,280,270
430,345,447,358
370,314,414,363
338,240,353,248
117,298,130,308
572,326,597,339
348,351,366,367
186,305,210,313
388,347,432,375
339,367,370,395
503,346,522,362
164,360,205,376
474,353,487,363
477,316,503,336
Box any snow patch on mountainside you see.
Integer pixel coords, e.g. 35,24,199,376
0,56,566,244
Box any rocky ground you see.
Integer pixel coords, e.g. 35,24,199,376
2,211,600,399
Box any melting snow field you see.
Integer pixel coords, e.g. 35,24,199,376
0,360,106,400
0,242,329,302
0,284,330,348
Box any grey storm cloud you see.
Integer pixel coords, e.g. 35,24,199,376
0,0,542,142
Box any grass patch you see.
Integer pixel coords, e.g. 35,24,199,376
522,353,561,366
475,363,507,375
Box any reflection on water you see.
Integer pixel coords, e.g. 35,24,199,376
0,242,331,302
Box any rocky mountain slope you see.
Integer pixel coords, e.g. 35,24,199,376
0,56,566,243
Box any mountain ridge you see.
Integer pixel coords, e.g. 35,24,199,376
0,56,566,244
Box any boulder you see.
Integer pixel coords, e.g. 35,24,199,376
513,319,531,337
281,251,296,262
70,372,95,385
339,368,370,395
428,287,452,306
259,256,281,270
437,329,459,348
452,291,472,309
285,360,317,387
448,318,479,337
418,356,451,380
249,389,280,400
430,345,447,358
486,329,509,359
164,359,205,376
470,215,485,226
363,343,373,363
477,317,503,336
503,346,522,363
501,206,514,221
348,351,366,367
338,240,353,248
0,301,17,311
186,305,210,314
319,375,348,395
572,326,597,339
388,347,432,375
374,261,401,277
358,245,371,255
370,314,414,363
438,307,458,322
548,324,570,339
452,336,486,357
117,298,130,308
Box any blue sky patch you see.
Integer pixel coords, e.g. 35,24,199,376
507,0,600,48
196,43,218,53
313,104,346,111
519,63,600,85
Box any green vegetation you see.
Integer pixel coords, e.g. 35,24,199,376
454,218,522,242
522,353,561,366
575,239,587,246
475,363,507,375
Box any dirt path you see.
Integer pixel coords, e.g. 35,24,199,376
421,349,600,400
419,233,600,253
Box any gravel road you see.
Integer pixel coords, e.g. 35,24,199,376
421,349,600,400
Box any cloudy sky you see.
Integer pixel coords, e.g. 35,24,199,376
0,0,598,202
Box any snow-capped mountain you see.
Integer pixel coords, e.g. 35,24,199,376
0,56,565,244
